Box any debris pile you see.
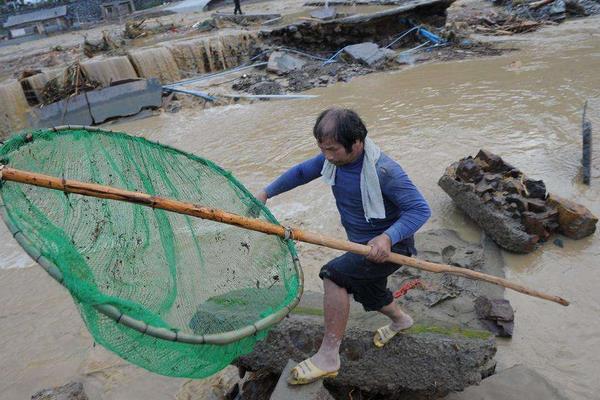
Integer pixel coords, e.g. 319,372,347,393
438,149,597,253
40,63,101,105
494,0,600,22
124,19,179,39
472,14,548,35
83,31,121,58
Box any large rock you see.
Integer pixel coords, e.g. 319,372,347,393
437,150,597,253
267,52,307,75
438,165,538,253
238,229,506,399
341,42,395,67
238,311,495,399
546,194,597,239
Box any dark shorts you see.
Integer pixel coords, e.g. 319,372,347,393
319,238,415,311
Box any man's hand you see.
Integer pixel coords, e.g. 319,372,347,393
255,189,268,204
367,234,392,263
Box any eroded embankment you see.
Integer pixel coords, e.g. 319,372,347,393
0,1,460,138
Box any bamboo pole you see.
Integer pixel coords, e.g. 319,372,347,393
0,165,569,306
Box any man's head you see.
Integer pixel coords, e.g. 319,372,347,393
313,108,367,166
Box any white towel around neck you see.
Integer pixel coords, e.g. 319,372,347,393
320,137,386,221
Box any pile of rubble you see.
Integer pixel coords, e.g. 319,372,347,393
439,150,597,253
495,0,600,22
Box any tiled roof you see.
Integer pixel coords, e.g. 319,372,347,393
4,5,68,28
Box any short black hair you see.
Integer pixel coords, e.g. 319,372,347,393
313,108,368,153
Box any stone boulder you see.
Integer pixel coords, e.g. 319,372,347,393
237,229,509,398
267,52,307,75
237,308,496,399
438,149,597,253
547,195,598,239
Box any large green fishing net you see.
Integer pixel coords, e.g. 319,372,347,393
0,128,301,378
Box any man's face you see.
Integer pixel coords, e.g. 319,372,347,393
318,137,363,166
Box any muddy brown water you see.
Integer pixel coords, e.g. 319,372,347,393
1,16,599,400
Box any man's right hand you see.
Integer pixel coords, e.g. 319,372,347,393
255,190,268,204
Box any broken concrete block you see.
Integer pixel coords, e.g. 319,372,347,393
237,290,496,398
341,42,395,67
310,6,337,20
30,93,93,128
474,297,514,337
267,51,306,75
439,167,539,253
546,194,597,239
439,149,596,252
270,359,334,400
87,78,162,124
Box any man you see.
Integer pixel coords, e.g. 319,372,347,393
233,0,242,15
256,108,431,385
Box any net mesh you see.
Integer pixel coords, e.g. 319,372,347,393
0,128,300,378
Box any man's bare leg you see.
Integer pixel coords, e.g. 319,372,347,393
310,278,350,372
379,301,413,331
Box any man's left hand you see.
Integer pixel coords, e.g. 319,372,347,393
367,234,392,263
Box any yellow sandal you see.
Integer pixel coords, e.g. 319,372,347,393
287,359,339,385
374,323,412,348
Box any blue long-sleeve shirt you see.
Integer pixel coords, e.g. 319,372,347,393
265,152,431,245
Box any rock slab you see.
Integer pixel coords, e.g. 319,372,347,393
237,308,496,399
341,42,395,67
270,359,334,400
267,51,307,74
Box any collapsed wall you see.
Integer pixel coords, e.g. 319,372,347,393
264,0,454,51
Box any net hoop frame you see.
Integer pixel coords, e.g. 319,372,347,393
0,125,304,345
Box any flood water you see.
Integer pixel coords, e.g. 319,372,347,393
1,15,599,400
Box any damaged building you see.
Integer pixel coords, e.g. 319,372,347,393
3,5,70,39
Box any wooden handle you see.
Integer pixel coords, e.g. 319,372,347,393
0,166,569,306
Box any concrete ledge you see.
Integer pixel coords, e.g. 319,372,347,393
88,78,162,124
